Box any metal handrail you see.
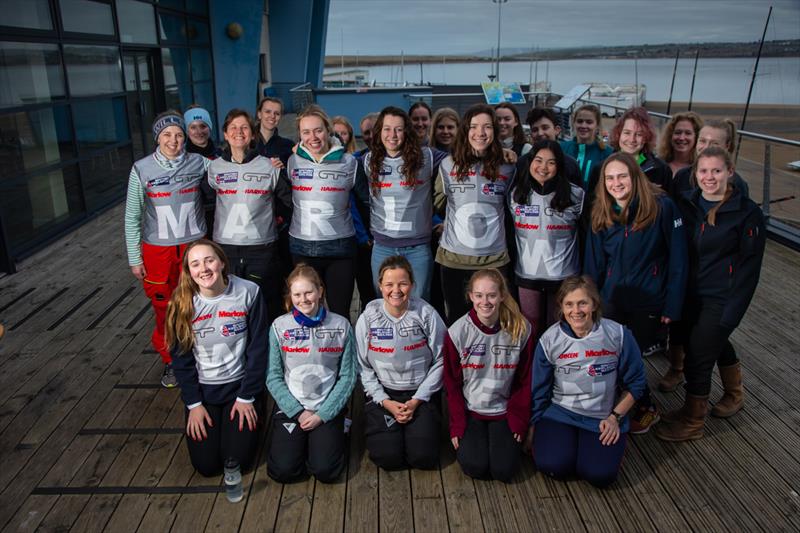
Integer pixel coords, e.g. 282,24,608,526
289,82,313,92
405,91,549,98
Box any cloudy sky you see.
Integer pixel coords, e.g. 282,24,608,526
325,0,800,56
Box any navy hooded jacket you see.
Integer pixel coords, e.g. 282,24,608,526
677,186,765,329
584,194,688,319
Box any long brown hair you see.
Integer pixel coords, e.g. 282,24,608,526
693,146,735,226
451,104,504,182
495,102,526,146
368,107,422,195
467,269,528,344
165,239,231,354
591,152,662,232
658,111,703,163
283,263,327,313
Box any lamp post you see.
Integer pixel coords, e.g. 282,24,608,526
493,0,508,81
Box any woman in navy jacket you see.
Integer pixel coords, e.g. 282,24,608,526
655,146,765,441
584,152,688,433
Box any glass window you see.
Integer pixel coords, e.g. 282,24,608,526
162,47,190,86
192,81,214,113
0,42,65,108
63,45,123,97
0,106,75,179
186,18,208,44
165,84,192,112
0,0,53,30
117,0,157,44
158,11,185,43
158,0,184,10
190,48,212,81
72,97,129,152
59,0,114,35
0,164,85,253
81,145,133,211
185,0,207,15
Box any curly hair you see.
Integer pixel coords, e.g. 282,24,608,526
610,106,657,154
451,104,504,182
367,107,423,196
658,111,703,163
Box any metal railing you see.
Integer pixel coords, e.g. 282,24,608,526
289,83,314,113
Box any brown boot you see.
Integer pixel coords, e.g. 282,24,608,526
658,345,685,392
711,362,744,418
654,394,708,441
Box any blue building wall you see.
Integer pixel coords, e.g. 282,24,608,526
209,0,263,131
269,0,330,110
314,88,433,135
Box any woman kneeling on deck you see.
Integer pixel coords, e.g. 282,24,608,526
355,256,447,470
165,239,268,476
531,275,646,488
266,264,357,483
444,268,533,483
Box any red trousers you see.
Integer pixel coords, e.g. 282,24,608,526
141,242,188,363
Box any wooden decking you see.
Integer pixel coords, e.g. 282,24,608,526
1,203,799,532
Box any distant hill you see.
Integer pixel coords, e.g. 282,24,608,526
325,39,799,67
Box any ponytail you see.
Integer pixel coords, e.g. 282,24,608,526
467,269,529,344
706,184,734,226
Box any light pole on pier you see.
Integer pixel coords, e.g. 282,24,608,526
493,0,507,81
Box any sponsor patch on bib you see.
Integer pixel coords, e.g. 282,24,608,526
481,182,505,196
220,320,247,337
292,168,314,179
588,362,617,376
215,171,238,184
514,204,540,217
370,327,393,340
283,328,310,341
462,343,486,357
147,176,171,188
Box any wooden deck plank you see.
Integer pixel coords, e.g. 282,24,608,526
378,469,413,533
473,478,519,533
438,438,483,532
238,447,282,533
343,393,378,533
410,468,449,533
273,477,314,533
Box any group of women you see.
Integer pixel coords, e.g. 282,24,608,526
124,97,765,489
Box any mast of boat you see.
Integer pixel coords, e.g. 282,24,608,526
634,56,640,107
443,55,446,84
688,49,699,110
340,29,345,87
736,5,773,161
667,49,680,115
419,62,423,85
401,50,405,86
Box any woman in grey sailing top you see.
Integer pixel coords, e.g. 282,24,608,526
363,107,436,301
207,108,292,321
434,104,516,324
355,256,446,470
287,105,370,318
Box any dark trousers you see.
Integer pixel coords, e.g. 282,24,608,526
606,309,658,409
440,264,509,326
684,303,737,396
533,417,626,488
364,389,441,470
292,254,355,319
184,394,264,477
457,416,520,483
354,243,375,312
267,406,346,484
221,242,284,321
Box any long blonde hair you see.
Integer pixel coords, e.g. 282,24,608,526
467,269,528,344
591,152,662,233
165,239,231,354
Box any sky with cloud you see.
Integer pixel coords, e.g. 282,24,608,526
325,0,800,56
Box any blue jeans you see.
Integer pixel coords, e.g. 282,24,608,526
371,242,432,302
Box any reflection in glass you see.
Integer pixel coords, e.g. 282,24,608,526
158,11,186,43
186,19,209,44
186,0,208,15
0,0,53,30
192,81,214,114
0,42,65,108
165,84,193,112
72,97,129,152
0,106,75,179
161,47,190,86
190,48,212,81
0,164,84,253
81,145,134,212
59,0,114,35
158,0,184,10
64,45,123,97
117,0,157,44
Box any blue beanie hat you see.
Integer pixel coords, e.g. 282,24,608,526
184,107,213,131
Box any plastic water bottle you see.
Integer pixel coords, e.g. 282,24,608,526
224,458,243,503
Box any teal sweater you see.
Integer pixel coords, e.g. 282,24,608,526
266,327,357,422
560,140,613,190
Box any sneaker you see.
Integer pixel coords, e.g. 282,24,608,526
641,341,667,358
161,364,178,388
629,403,661,434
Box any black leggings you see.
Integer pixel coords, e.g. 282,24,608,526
222,243,284,321
354,243,375,312
684,303,737,396
364,389,441,470
184,394,264,477
457,416,520,483
439,264,508,325
267,406,346,483
292,254,355,319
